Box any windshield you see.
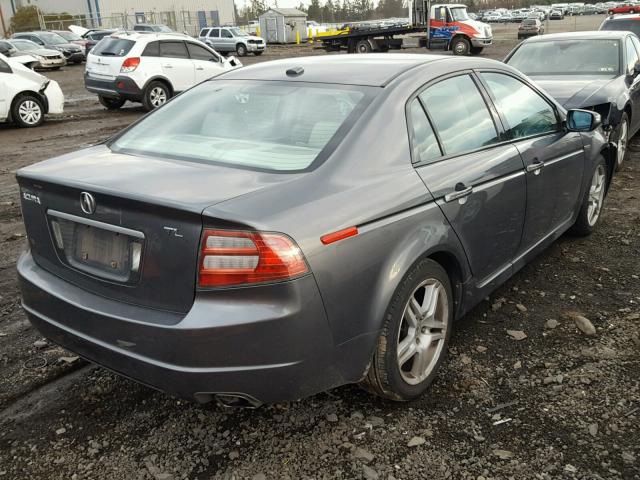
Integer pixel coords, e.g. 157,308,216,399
450,7,470,21
507,39,620,76
38,32,68,45
154,25,172,32
230,27,248,36
91,37,135,56
601,19,640,37
11,39,39,51
110,81,371,172
57,31,82,41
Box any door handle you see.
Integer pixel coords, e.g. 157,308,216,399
526,159,545,175
163,64,173,68
444,185,473,203
196,66,204,70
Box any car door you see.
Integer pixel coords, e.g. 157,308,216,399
625,35,640,133
207,28,222,50
159,41,194,92
478,70,585,255
220,28,234,52
410,73,527,289
186,42,224,83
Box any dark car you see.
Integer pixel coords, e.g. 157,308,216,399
11,31,84,63
16,55,615,406
51,29,86,47
505,30,640,170
518,18,544,38
81,29,118,55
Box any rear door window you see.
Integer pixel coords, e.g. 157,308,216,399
0,58,11,74
209,28,220,37
160,41,188,58
625,37,639,73
221,29,233,38
419,75,499,156
408,99,442,163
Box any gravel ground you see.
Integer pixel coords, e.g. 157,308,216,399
0,15,638,480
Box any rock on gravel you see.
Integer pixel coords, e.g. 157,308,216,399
545,319,559,329
493,449,514,460
407,436,426,447
507,330,527,341
362,464,379,480
566,311,597,336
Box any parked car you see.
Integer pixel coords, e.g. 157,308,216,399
550,9,565,19
6,39,66,70
518,18,545,38
11,31,84,63
51,29,86,48
607,4,639,14
505,30,639,170
198,26,265,56
84,32,241,110
0,52,63,127
0,40,39,69
600,13,640,37
133,23,173,33
485,12,503,22
17,54,615,406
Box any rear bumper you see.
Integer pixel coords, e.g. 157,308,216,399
18,250,348,404
85,74,143,101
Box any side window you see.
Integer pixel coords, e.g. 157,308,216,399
631,34,640,58
160,41,188,59
0,58,11,74
408,99,442,163
626,37,639,73
142,41,160,56
419,75,499,156
187,42,218,61
199,28,209,37
481,72,558,140
221,29,233,38
209,28,220,37
434,7,447,20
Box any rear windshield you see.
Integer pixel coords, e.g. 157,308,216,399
109,81,373,172
507,39,621,76
92,37,135,56
600,19,640,37
57,31,82,41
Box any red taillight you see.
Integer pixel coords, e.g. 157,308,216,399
120,57,140,73
198,229,309,287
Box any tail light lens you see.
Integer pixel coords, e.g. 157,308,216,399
198,229,308,288
120,57,140,73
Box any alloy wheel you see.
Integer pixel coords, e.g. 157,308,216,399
149,87,167,108
587,164,606,226
397,279,448,385
18,100,42,125
617,118,628,168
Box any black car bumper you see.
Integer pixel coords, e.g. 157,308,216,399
18,250,349,405
85,74,143,101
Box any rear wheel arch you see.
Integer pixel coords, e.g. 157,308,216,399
142,76,173,96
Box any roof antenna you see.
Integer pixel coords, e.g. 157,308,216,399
286,66,304,76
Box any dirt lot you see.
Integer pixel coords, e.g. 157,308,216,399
0,15,639,480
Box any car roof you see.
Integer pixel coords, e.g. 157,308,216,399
218,54,496,87
109,32,191,42
605,13,640,19
521,30,629,42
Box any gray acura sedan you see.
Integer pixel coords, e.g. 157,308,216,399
17,55,615,406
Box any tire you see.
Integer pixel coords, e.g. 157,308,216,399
360,258,454,401
450,37,471,56
470,46,484,54
12,94,44,128
236,43,247,57
608,10,614,14
631,9,635,13
355,39,372,53
614,112,629,171
142,81,171,112
569,157,608,236
98,95,125,110
254,51,263,55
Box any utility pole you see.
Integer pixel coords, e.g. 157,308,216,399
0,6,6,38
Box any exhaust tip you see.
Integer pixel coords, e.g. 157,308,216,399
194,391,263,408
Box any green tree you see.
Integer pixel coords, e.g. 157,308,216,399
307,0,322,21
10,5,40,33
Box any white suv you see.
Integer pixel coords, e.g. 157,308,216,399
84,32,241,111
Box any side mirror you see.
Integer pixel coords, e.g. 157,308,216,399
566,109,601,132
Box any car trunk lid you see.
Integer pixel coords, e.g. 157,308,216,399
17,145,299,314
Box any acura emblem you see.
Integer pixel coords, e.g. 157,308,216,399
80,192,96,215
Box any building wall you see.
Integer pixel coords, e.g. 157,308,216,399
97,0,235,25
